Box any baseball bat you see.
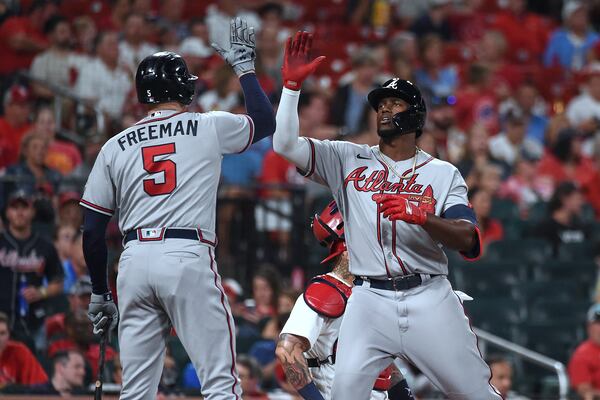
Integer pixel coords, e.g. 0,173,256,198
94,320,110,400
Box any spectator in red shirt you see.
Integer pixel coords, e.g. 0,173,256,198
468,187,504,249
568,303,600,399
454,64,499,134
0,0,55,76
0,85,33,168
30,106,82,175
490,0,551,63
476,30,524,97
0,311,48,388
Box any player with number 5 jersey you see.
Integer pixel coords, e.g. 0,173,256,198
80,18,275,400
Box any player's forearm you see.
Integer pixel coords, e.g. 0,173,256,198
422,215,477,252
276,333,312,390
82,209,111,294
239,73,276,143
273,88,311,169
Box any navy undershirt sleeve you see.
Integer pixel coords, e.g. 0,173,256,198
82,208,111,294
239,73,276,143
441,204,481,259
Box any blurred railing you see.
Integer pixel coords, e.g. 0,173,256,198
474,327,569,400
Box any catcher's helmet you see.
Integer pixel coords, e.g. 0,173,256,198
312,200,347,264
136,52,197,105
367,78,427,137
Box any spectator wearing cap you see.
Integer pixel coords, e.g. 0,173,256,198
0,85,33,168
490,0,550,63
329,47,378,136
568,304,600,399
45,276,92,342
74,31,132,120
29,15,88,99
533,181,591,255
29,350,86,396
0,311,48,388
414,34,459,102
57,190,83,229
565,63,600,134
118,13,159,75
499,82,548,145
0,132,62,213
544,1,599,71
498,150,554,215
488,111,543,168
0,189,64,348
0,0,55,76
29,106,82,175
53,224,78,292
410,0,453,42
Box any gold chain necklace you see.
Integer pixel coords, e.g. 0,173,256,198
376,146,421,180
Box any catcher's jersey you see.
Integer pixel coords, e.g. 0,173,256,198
80,110,253,233
302,140,473,278
280,273,387,400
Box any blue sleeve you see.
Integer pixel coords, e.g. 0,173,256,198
441,204,481,260
82,208,111,294
239,73,276,143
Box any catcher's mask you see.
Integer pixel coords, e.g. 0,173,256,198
312,200,347,264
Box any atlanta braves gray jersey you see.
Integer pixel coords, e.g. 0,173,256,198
80,109,254,233
301,141,473,278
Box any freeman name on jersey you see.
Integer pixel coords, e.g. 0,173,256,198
117,119,199,151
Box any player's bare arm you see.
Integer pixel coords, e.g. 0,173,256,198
276,333,312,389
273,31,325,167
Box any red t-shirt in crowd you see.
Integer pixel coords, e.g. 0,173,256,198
0,340,48,387
0,16,47,75
46,140,83,175
454,87,498,133
481,218,504,247
490,11,551,63
569,339,600,389
259,149,305,197
0,118,32,168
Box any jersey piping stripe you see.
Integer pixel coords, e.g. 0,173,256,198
237,115,255,153
401,155,434,176
374,158,392,278
391,221,409,275
208,248,240,399
79,199,114,216
303,137,316,178
134,111,185,126
453,291,504,399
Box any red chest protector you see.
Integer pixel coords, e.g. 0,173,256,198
303,274,352,318
373,365,392,391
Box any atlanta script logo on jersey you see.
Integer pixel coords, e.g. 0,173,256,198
344,169,436,213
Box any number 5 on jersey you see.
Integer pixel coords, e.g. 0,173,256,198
142,143,177,196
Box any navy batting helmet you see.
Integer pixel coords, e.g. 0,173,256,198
367,78,427,137
136,52,198,105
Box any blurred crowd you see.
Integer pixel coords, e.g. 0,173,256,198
1,0,600,398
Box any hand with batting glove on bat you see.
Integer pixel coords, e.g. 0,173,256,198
373,194,428,225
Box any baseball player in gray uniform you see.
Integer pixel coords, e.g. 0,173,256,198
273,32,502,399
80,18,275,400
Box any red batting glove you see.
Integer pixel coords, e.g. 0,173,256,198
372,194,428,225
282,31,326,91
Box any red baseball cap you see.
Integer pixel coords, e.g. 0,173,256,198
59,191,81,207
5,84,32,104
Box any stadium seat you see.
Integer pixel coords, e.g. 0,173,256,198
464,298,524,341
532,260,597,298
529,300,591,324
513,281,583,306
452,261,527,298
557,242,597,261
523,320,585,363
485,239,552,265
490,198,520,222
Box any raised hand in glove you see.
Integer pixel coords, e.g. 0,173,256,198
372,194,428,225
282,31,326,91
88,293,119,335
211,17,256,77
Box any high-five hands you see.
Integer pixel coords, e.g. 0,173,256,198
282,31,326,91
373,194,428,226
211,17,256,77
